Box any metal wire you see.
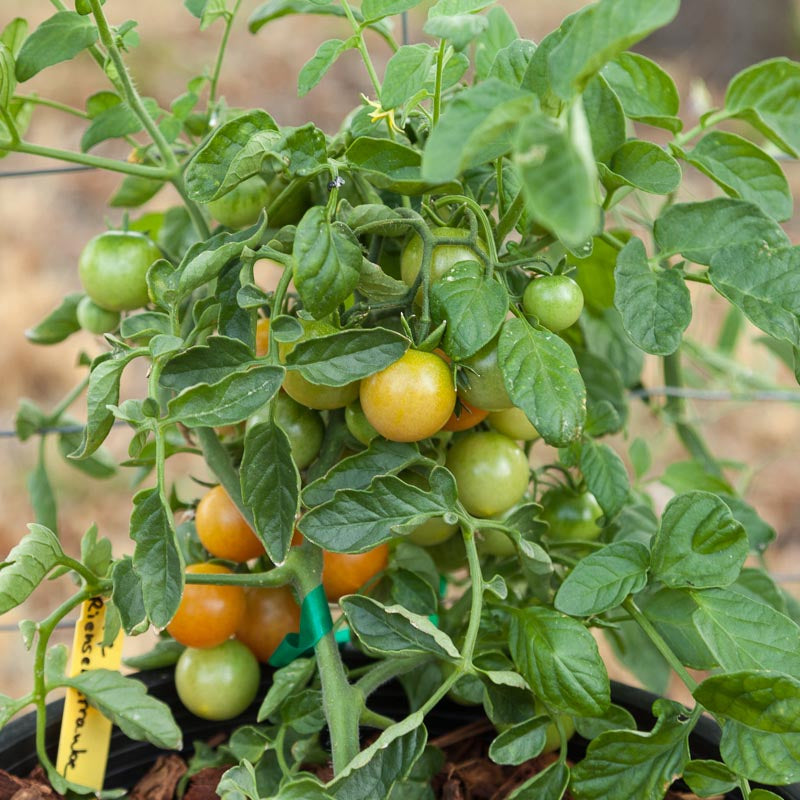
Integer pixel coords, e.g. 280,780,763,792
0,165,97,178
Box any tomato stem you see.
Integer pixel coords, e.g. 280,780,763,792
208,0,244,107
433,39,447,126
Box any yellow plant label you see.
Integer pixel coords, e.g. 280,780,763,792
55,596,124,790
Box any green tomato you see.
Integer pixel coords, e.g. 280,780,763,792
487,407,540,441
345,400,378,446
536,701,576,754
445,431,529,518
522,275,584,332
248,392,324,470
458,338,513,412
401,471,458,546
400,226,486,288
78,230,160,311
175,639,260,721
207,175,271,229
280,319,360,410
540,487,603,542
476,527,516,557
76,296,121,334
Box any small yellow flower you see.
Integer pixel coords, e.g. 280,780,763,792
362,95,401,134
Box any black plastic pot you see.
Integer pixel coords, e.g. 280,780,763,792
1,669,799,798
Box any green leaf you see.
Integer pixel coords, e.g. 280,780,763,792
509,606,609,716
299,38,350,97
1,18,28,58
555,541,649,617
507,759,569,799
602,140,682,195
692,587,800,677
583,75,626,163
285,328,409,386
0,524,63,614
15,11,98,82
513,104,599,249
423,14,488,51
302,439,420,507
487,39,537,88
109,174,165,208
241,420,300,564
718,494,775,553
575,349,629,434
474,6,519,79
329,726,427,800
381,44,435,109
614,237,692,355
167,365,283,428
547,0,680,100
724,57,800,157
110,557,147,635
59,670,181,750
650,491,747,590
293,207,362,319
639,588,717,670
0,43,15,109
58,428,116,479
695,670,800,733
571,702,690,800
422,80,537,183
498,317,586,447
80,98,159,152
341,595,459,659
660,460,733,496
682,759,738,798
653,198,789,266
185,110,279,202
347,137,454,195
25,293,83,345
279,123,328,177
298,469,456,553
362,0,425,21
709,242,800,348
258,657,315,721
682,131,792,221
719,721,800,785
574,704,637,740
488,716,548,766
160,336,253,392
602,52,681,131
28,446,57,533
71,353,137,460
428,0,495,14
578,438,630,518
130,488,184,629
430,261,508,360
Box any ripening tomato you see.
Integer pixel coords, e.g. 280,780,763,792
360,350,456,442
400,226,487,292
207,175,271,229
255,317,271,357
175,639,260,720
195,485,265,562
401,471,459,546
445,431,530,517
487,406,540,441
476,528,516,557
167,563,246,648
442,399,489,432
322,545,389,601
236,586,301,663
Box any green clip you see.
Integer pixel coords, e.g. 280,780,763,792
268,584,333,668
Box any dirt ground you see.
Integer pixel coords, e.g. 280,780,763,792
1,0,800,704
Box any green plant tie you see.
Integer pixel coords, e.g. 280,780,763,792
269,584,334,667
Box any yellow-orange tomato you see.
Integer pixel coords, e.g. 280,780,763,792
360,350,456,442
322,545,389,601
236,586,301,663
255,317,270,357
167,563,246,649
195,485,265,562
442,399,489,432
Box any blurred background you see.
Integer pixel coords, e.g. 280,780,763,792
2,0,800,701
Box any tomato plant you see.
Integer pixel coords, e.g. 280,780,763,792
78,230,160,311
236,586,301,663
360,350,456,442
5,0,800,795
175,639,261,720
166,564,246,649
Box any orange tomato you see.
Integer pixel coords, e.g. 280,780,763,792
167,563,246,649
236,586,301,663
255,317,270,357
442,399,489,432
322,545,389,601
195,485,265,562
